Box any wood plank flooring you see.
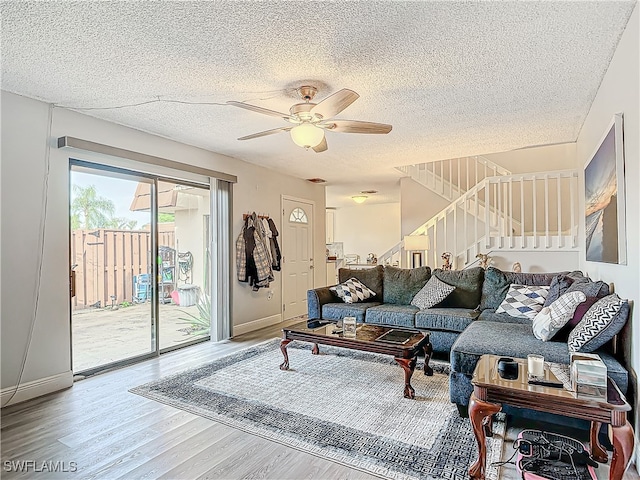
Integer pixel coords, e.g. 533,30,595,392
1,320,638,479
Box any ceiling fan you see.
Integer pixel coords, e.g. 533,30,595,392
227,86,392,153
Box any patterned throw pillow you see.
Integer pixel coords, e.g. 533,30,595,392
532,291,586,341
554,296,599,341
330,277,376,304
411,276,455,310
496,284,550,319
567,294,629,352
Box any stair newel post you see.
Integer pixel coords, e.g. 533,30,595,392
485,182,491,249
570,172,577,248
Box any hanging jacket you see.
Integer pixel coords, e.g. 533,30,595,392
268,218,282,271
236,213,273,290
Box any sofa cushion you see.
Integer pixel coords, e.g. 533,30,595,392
543,271,589,307
564,280,610,299
415,308,479,332
532,291,586,341
322,302,381,323
383,266,431,305
450,321,628,392
338,265,384,301
495,284,550,319
433,266,484,309
330,277,376,303
567,294,629,352
480,267,566,311
365,304,418,328
477,309,532,325
411,276,455,310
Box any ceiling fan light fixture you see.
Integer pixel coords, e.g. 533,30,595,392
290,123,325,149
352,195,368,204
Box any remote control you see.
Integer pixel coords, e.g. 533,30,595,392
528,379,564,388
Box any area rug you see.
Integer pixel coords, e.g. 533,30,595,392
131,339,505,480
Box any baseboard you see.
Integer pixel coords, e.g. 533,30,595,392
1,370,73,407
232,313,282,337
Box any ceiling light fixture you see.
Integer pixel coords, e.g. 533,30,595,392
352,195,368,204
290,123,325,149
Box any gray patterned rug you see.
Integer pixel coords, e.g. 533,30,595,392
131,339,504,480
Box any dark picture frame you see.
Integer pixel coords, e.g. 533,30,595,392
584,113,627,264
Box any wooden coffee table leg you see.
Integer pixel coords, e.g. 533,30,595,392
311,343,320,355
469,392,502,480
395,356,418,399
279,339,292,370
423,338,433,376
609,420,634,480
590,421,608,463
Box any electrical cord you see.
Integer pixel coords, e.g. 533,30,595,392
1,103,53,408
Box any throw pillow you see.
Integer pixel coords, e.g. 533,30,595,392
554,296,599,341
543,271,588,307
564,280,609,299
532,291,586,341
338,265,384,300
383,266,432,305
495,284,550,319
411,276,456,310
433,267,484,309
330,277,376,304
567,294,630,352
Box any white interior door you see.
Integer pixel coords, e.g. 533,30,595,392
282,198,314,320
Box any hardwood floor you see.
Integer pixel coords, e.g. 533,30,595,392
2,320,638,479
1,321,378,479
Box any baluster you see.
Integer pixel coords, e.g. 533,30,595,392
474,183,479,255
457,157,461,193
463,195,468,264
466,157,470,191
485,182,490,248
497,180,503,248
557,174,562,248
508,178,514,248
521,177,525,248
544,175,550,248
449,159,453,199
532,177,538,249
570,173,576,248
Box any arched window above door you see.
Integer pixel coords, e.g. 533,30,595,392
289,207,308,224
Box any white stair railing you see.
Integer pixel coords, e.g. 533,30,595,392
379,170,579,269
395,156,511,202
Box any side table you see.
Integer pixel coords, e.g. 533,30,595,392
469,354,634,480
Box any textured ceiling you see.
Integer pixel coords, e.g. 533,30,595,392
1,1,635,203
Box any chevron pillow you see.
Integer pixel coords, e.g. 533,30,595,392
496,284,550,319
532,291,586,341
567,294,629,352
330,277,376,304
411,276,455,310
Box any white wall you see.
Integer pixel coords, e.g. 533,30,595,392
576,4,639,455
0,91,325,400
482,142,576,173
400,176,451,237
333,202,400,262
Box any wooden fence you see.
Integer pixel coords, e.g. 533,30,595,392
71,229,175,309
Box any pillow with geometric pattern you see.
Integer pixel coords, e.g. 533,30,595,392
330,277,376,304
411,276,455,310
496,284,550,320
532,291,586,341
567,294,629,352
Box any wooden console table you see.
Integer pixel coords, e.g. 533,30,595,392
469,354,634,480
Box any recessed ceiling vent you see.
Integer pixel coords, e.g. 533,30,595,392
361,190,378,194
307,178,327,183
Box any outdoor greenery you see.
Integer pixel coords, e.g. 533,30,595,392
178,294,211,336
71,184,138,230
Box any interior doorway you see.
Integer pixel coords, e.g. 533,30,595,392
281,197,314,320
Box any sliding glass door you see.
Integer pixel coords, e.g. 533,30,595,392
70,162,211,374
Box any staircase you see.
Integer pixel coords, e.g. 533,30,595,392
380,157,579,269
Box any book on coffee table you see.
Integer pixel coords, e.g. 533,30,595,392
375,329,415,345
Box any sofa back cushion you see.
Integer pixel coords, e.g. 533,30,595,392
480,267,568,311
382,266,431,305
433,266,484,309
339,265,384,301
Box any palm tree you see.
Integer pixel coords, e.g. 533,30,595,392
71,184,116,229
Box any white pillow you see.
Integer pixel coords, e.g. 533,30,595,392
496,284,550,319
411,276,455,310
532,291,586,341
330,277,376,304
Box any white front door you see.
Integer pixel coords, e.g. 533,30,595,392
282,198,314,320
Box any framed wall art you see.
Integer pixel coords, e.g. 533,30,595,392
584,113,626,264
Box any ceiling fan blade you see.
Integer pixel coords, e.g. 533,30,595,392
320,120,392,134
237,126,292,141
227,101,291,120
312,136,328,153
310,89,359,118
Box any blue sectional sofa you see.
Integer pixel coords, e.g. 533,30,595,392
307,265,630,419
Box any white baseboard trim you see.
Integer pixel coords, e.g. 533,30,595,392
1,370,73,407
232,313,282,337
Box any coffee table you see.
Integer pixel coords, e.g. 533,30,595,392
280,321,432,399
468,354,634,480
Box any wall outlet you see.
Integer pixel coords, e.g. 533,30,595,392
267,290,274,300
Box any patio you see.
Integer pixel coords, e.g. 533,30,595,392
72,302,203,372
